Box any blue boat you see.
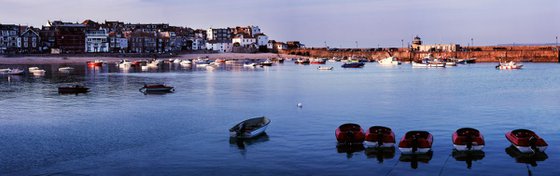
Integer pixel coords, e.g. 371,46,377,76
341,62,365,68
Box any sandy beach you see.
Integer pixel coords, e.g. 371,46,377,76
0,53,300,65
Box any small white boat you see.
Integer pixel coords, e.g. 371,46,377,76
1,68,25,75
317,66,334,70
28,67,40,72
378,57,401,65
496,61,523,70
117,59,132,68
243,62,258,67
58,67,75,72
229,117,271,139
180,60,192,67
446,61,457,66
173,59,182,64
31,69,46,76
141,66,149,71
147,60,159,68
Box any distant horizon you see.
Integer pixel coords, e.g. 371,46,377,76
1,0,558,47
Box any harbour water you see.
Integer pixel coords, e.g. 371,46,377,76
1,61,560,175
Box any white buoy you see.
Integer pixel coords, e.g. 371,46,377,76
297,103,303,108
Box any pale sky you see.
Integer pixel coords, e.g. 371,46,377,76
1,0,558,47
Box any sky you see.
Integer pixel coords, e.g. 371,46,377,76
0,0,558,47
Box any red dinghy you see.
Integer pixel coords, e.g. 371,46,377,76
506,129,548,153
364,126,396,148
335,123,365,144
398,131,433,154
452,128,485,151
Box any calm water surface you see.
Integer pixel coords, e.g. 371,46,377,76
1,61,559,175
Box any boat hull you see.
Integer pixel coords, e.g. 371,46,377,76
505,129,548,153
399,147,431,154
229,117,271,139
453,144,484,151
365,141,395,148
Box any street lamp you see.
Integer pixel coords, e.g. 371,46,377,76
355,41,358,48
401,39,404,49
471,38,474,47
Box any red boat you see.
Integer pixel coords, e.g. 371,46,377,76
452,128,485,151
364,126,395,148
86,60,104,67
398,131,433,154
335,123,365,144
506,129,548,153
131,60,146,67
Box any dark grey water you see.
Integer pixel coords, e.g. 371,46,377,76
1,61,559,175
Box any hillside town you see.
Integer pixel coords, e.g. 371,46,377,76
0,20,304,55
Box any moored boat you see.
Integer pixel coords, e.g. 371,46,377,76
317,66,333,70
58,84,89,94
229,116,271,139
87,60,105,67
28,67,40,72
505,129,548,153
117,59,132,68
243,62,258,67
1,68,24,75
398,131,433,154
378,57,401,65
139,83,175,94
180,60,192,67
310,58,327,64
295,58,310,64
452,128,485,151
58,67,75,72
364,126,396,148
335,123,365,144
496,61,523,70
341,62,365,68
259,59,273,66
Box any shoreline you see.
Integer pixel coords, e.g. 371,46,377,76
0,53,299,65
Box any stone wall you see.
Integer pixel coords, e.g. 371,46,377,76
282,46,560,62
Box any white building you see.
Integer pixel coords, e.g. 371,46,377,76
232,34,256,47
206,40,232,53
85,29,109,53
255,34,268,47
191,38,206,50
206,28,231,41
249,26,260,37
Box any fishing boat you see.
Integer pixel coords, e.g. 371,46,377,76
341,61,365,68
506,129,548,153
58,67,75,72
364,126,396,148
335,123,365,144
398,131,433,154
496,61,523,70
58,84,89,94
139,83,175,94
0,68,25,75
229,116,271,139
310,58,327,64
87,60,104,67
377,57,401,65
452,128,485,151
317,66,334,70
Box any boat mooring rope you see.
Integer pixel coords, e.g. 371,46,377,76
438,153,452,176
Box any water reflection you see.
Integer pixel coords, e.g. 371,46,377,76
399,151,433,169
229,133,270,150
452,150,485,169
365,147,395,163
336,144,365,159
505,145,548,167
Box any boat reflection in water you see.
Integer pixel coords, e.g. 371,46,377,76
336,144,365,159
229,133,270,150
399,151,433,169
365,147,395,163
505,145,548,167
452,150,485,169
